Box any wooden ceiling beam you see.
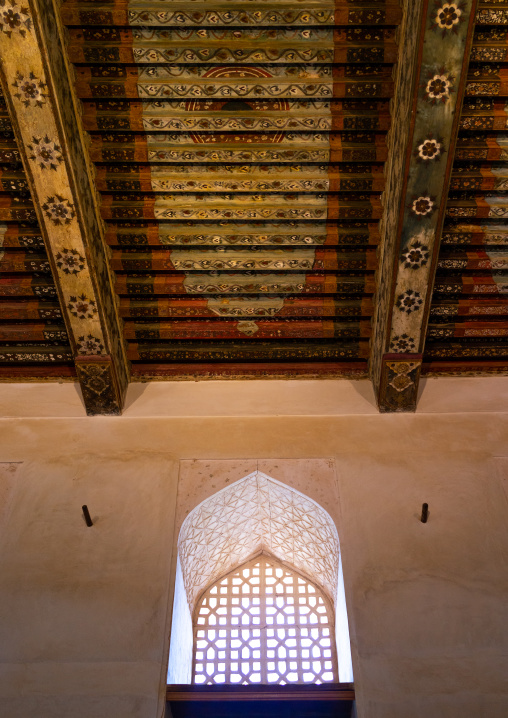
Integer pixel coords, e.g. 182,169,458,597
0,0,129,414
370,0,479,412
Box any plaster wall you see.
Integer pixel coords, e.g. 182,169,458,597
0,377,507,718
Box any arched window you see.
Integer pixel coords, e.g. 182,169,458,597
167,471,353,686
193,553,338,685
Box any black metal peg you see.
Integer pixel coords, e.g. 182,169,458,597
82,505,93,527
420,503,429,523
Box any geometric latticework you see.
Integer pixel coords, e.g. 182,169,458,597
193,554,338,685
179,472,340,611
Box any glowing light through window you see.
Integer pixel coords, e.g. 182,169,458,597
193,554,338,685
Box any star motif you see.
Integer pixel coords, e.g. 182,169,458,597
77,334,104,355
390,334,417,353
396,289,424,315
12,71,46,108
55,248,85,275
0,0,31,38
67,294,97,320
27,135,63,171
402,240,430,269
42,195,75,226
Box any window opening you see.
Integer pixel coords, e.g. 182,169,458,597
193,553,338,685
167,470,353,685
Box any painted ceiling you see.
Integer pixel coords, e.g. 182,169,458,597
61,0,400,379
0,0,507,412
425,10,508,373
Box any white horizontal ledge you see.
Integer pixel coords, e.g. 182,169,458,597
0,376,507,418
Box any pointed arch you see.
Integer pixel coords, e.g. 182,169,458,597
168,470,353,685
178,470,340,612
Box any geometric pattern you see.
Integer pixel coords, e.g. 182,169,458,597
193,554,338,685
178,471,340,610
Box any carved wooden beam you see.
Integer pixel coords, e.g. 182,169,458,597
371,0,479,411
0,0,129,414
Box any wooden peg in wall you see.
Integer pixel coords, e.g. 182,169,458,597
420,503,429,523
82,505,93,527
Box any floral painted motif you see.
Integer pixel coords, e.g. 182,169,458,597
431,1,466,35
415,136,444,162
42,195,75,225
27,136,63,171
396,289,424,315
410,195,436,218
476,10,508,26
471,47,505,63
446,206,476,218
68,294,97,320
422,71,454,104
12,71,46,108
0,351,72,363
77,334,104,355
390,334,417,353
55,248,85,275
402,240,430,269
465,81,500,96
0,0,31,38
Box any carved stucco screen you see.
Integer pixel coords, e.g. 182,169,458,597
167,471,352,684
179,472,340,609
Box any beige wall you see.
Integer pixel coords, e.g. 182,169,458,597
0,377,507,718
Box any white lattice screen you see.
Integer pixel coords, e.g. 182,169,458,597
193,554,338,685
